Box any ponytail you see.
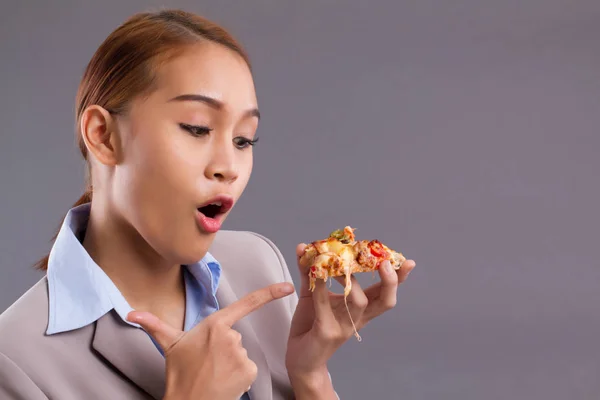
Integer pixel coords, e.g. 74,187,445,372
33,188,93,271
72,189,93,208
34,10,250,272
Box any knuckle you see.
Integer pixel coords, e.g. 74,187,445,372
381,296,397,310
319,327,343,343
203,315,219,329
232,346,248,365
245,359,258,380
223,329,242,342
226,329,242,344
234,330,242,342
232,338,248,360
334,331,346,342
354,295,369,310
204,319,227,341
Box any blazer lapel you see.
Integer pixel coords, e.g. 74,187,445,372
92,310,166,399
90,267,274,400
217,273,274,400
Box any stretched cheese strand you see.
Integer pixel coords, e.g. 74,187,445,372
303,227,406,342
308,252,362,341
339,242,362,341
344,266,362,341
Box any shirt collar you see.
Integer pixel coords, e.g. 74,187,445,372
46,203,221,335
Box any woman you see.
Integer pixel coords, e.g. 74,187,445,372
0,9,415,400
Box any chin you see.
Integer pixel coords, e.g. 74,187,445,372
177,237,215,265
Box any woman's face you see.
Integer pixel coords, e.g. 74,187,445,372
111,42,259,264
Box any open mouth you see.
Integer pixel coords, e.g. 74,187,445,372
198,203,223,219
197,196,234,219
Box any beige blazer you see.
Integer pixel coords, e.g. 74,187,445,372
0,230,298,400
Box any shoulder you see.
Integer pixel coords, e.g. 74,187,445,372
212,230,286,259
0,277,50,350
0,278,51,395
210,230,298,310
210,230,291,280
0,277,92,365
0,351,47,399
211,231,298,375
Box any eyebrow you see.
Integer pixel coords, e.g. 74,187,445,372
168,94,261,120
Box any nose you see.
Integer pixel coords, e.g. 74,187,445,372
204,141,238,183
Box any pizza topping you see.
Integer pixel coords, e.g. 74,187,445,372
300,226,406,342
328,226,355,244
369,240,388,258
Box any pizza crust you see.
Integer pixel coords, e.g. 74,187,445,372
299,226,406,341
300,226,406,295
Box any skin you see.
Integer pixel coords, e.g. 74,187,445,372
80,41,258,329
80,39,416,398
287,250,415,396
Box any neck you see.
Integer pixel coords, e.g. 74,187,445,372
82,200,186,329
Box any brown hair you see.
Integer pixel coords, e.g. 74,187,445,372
34,9,250,270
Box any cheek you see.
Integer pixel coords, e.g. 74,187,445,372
234,154,253,197
114,126,208,262
120,125,193,200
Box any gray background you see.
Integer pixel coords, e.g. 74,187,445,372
1,1,599,399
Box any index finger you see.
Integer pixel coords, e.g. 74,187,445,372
217,282,295,326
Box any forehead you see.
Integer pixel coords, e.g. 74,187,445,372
151,41,257,110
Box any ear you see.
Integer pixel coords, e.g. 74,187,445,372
79,105,122,166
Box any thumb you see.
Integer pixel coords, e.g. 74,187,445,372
127,311,184,354
296,243,308,270
296,243,307,257
296,243,313,297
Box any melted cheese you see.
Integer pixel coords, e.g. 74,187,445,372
300,226,406,342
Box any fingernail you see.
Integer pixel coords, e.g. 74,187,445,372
128,311,145,322
127,314,139,323
279,283,295,294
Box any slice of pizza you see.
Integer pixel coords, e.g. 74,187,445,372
299,226,406,341
300,226,406,297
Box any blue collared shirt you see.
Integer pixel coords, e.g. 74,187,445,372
45,203,250,399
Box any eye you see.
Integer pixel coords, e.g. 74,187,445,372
233,136,259,150
180,123,213,137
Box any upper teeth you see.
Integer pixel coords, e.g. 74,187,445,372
210,202,222,207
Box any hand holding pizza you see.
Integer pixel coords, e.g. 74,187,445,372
284,227,416,398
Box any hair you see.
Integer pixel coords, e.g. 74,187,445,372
34,9,250,270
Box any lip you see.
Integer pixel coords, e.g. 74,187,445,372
197,194,234,214
195,194,234,234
